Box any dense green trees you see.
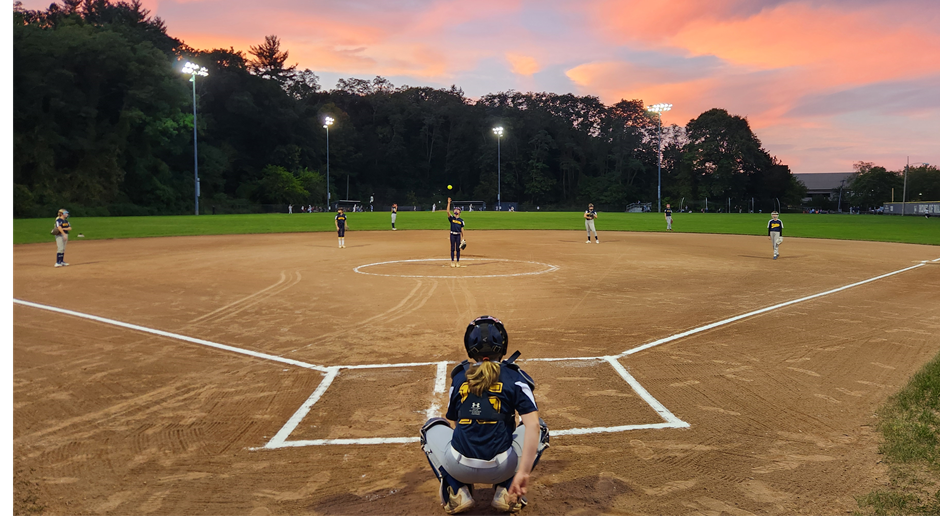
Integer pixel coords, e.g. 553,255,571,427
847,162,903,209
13,0,808,217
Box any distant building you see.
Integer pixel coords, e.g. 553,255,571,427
793,173,854,202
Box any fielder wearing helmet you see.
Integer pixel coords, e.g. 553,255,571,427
445,198,466,268
420,316,550,514
53,209,71,267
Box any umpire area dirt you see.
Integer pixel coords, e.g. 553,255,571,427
13,230,940,515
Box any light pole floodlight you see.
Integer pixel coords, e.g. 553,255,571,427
646,102,671,213
493,127,504,210
182,62,209,215
182,62,208,77
324,117,334,210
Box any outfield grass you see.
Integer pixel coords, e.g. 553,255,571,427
857,353,940,515
12,211,940,245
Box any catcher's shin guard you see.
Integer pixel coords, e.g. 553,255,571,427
421,417,451,483
539,418,550,447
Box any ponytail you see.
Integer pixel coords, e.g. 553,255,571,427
466,360,501,396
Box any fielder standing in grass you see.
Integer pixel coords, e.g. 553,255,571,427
584,203,599,244
335,207,348,248
52,209,71,267
767,211,783,259
664,203,673,231
391,203,398,230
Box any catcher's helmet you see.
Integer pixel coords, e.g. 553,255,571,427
464,315,508,361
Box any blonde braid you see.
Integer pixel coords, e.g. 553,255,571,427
466,360,501,396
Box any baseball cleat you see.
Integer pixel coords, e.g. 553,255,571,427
451,262,457,268
55,263,64,267
455,263,462,268
61,262,69,266
773,255,778,260
586,240,590,244
595,240,599,244
443,485,474,514
491,486,525,512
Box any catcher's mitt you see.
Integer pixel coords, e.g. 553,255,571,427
459,239,467,250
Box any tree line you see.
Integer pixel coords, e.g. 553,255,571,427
840,162,940,211
14,0,811,218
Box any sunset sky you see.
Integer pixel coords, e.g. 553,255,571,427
21,0,940,173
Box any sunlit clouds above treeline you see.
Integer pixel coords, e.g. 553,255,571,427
20,0,940,172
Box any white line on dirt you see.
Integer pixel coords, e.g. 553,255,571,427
605,356,690,428
353,258,559,278
12,299,329,372
618,260,932,357
15,256,935,448
259,367,340,449
425,362,449,420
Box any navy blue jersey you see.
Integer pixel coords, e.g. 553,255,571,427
335,213,347,228
55,217,71,233
585,209,597,220
448,215,465,233
446,364,538,460
767,218,783,235
665,208,672,217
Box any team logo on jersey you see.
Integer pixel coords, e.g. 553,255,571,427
470,402,482,416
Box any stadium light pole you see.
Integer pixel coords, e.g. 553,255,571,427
646,103,672,213
493,127,504,211
324,116,333,209
903,158,929,216
182,62,208,215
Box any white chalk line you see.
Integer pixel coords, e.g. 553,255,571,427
259,367,340,450
618,261,930,357
14,256,936,447
353,258,560,278
12,299,329,373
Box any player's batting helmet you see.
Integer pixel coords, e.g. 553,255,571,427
464,315,508,361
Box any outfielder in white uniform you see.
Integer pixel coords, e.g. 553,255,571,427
584,203,599,244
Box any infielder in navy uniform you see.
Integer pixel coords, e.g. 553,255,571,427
767,211,783,259
421,316,550,514
52,209,71,267
446,197,466,267
664,203,673,231
584,203,599,243
391,203,398,230
335,208,348,248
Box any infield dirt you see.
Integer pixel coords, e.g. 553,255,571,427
13,230,940,515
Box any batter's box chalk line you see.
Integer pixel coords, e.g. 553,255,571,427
354,258,560,278
13,257,936,448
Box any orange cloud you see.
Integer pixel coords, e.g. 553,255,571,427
506,53,540,76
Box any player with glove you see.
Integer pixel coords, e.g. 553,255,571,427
420,316,550,514
446,198,466,267
584,203,599,244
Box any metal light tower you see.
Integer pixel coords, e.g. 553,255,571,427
324,116,333,209
493,126,504,210
646,103,672,213
903,158,930,216
182,62,208,215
